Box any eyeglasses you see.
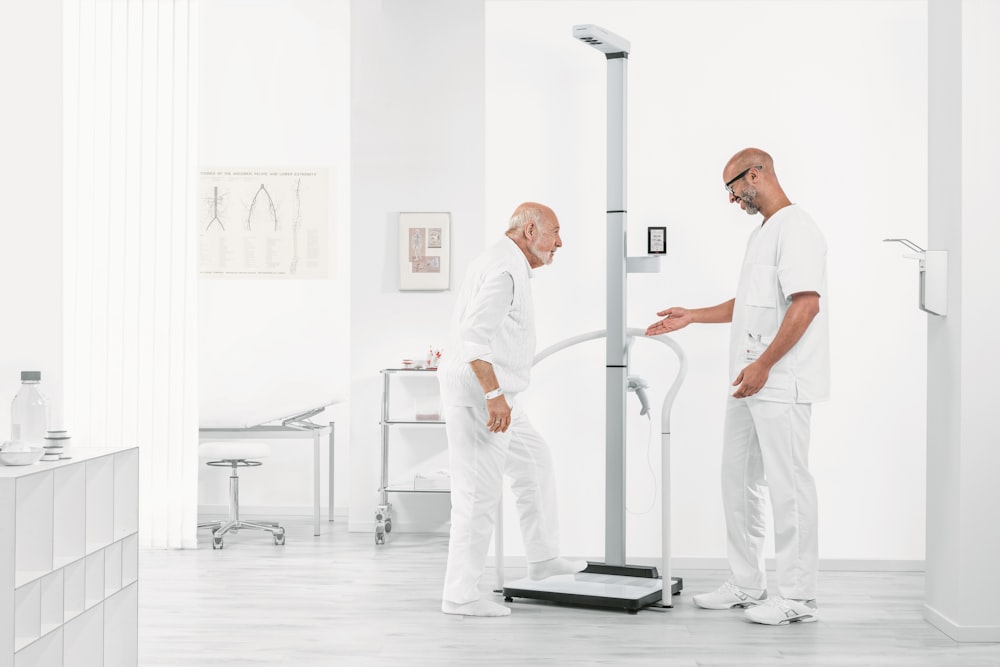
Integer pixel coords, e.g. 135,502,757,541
724,165,762,195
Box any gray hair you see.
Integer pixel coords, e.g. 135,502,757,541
507,206,544,232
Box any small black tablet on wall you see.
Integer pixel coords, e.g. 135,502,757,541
647,227,667,254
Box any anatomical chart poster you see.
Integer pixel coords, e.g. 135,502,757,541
199,168,330,277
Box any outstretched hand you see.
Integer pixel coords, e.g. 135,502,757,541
645,307,692,336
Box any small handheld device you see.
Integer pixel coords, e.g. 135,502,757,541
627,375,651,416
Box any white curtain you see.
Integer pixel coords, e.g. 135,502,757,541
63,0,199,549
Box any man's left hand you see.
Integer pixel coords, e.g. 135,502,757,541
732,362,770,398
485,395,512,433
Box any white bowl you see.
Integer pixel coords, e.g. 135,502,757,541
0,448,44,466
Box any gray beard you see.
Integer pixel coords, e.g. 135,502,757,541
529,245,553,265
741,186,759,215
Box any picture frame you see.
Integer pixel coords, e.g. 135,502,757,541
647,226,667,255
398,212,451,290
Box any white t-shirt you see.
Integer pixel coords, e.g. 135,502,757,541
437,237,536,407
729,204,830,404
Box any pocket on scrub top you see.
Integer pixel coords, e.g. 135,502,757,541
744,264,779,336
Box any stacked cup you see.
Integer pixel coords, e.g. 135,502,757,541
42,429,72,461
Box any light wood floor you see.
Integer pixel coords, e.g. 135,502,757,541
138,518,1000,666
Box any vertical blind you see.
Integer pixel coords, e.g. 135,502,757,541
63,0,199,548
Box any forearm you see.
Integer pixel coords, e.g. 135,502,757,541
756,294,820,369
691,299,735,324
469,359,501,394
646,298,734,336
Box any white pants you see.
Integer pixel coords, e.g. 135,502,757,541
441,402,560,604
722,396,818,600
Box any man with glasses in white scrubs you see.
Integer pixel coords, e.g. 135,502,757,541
645,148,829,625
438,202,586,617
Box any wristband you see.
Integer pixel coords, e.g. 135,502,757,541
484,387,504,400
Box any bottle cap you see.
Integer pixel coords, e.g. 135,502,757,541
20,371,41,382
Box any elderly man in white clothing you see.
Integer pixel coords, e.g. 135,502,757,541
646,148,830,626
437,202,586,617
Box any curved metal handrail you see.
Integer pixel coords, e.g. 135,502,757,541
533,328,687,432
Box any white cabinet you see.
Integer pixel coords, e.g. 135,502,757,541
1,447,139,667
376,368,449,545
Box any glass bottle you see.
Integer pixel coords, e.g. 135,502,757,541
10,371,49,449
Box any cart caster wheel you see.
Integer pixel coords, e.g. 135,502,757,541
505,596,513,603
384,519,392,533
212,535,223,549
274,533,285,546
375,530,385,545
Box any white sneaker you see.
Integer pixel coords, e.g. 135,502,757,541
441,599,511,617
744,596,818,625
692,581,767,610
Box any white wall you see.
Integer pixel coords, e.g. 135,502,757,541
485,1,929,562
0,0,63,434
9,0,988,574
345,0,931,563
349,0,487,532
198,0,351,515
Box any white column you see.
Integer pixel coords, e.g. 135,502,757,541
0,0,63,433
924,0,1000,642
604,54,628,566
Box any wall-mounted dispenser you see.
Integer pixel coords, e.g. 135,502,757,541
883,238,948,316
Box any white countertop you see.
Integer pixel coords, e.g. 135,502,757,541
0,445,138,478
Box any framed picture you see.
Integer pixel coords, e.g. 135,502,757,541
399,212,450,290
647,226,667,255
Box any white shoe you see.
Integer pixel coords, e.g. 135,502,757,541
441,599,511,617
744,596,818,625
692,581,767,610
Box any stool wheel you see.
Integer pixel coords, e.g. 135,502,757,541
213,534,224,549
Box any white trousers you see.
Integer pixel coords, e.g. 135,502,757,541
441,402,560,604
722,396,818,600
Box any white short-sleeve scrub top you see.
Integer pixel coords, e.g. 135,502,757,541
730,204,830,404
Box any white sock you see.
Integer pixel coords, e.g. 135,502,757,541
441,599,511,617
527,557,588,580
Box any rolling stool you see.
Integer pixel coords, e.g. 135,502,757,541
198,440,286,549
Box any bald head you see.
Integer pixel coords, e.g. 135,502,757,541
724,148,774,179
506,202,562,268
722,148,791,221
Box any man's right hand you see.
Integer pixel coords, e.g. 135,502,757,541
486,396,512,433
645,307,692,336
